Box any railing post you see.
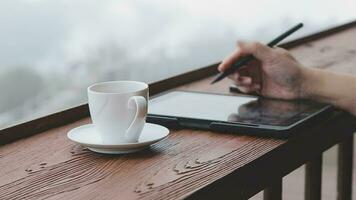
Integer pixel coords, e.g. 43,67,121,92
305,155,322,200
263,179,282,200
337,134,354,200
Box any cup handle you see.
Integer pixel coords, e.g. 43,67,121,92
125,96,147,142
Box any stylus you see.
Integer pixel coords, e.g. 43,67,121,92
211,23,303,84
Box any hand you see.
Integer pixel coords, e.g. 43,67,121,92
218,41,307,100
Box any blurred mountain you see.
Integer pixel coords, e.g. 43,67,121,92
0,66,44,113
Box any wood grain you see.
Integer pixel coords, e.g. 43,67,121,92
1,23,356,200
0,118,283,200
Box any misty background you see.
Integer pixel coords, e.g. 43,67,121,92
1,0,356,129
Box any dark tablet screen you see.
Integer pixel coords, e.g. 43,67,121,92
148,91,328,126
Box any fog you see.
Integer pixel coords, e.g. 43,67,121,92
0,0,355,128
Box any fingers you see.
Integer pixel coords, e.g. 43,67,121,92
232,76,253,87
238,76,252,85
227,67,252,83
218,48,246,72
218,41,273,72
228,72,239,81
234,84,261,94
228,72,260,94
228,73,260,94
237,41,272,61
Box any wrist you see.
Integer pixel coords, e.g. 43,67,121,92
299,67,319,99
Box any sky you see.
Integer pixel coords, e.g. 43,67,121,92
1,0,355,71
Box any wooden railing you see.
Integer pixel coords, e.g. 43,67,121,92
263,136,354,200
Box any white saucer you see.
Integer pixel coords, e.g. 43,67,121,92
67,123,169,154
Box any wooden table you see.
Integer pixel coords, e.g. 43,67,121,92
1,22,356,200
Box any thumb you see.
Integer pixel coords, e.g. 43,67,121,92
237,41,272,61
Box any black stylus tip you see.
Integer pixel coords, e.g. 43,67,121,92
210,73,224,84
210,79,218,84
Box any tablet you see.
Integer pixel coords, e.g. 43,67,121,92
147,91,332,138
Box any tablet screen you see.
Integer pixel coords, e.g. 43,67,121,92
148,91,327,126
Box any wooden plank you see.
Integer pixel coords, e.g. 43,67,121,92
1,20,356,145
281,20,356,49
0,105,89,146
305,155,322,200
0,118,285,200
263,179,282,200
337,135,354,200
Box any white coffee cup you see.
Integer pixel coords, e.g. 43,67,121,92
88,81,148,144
